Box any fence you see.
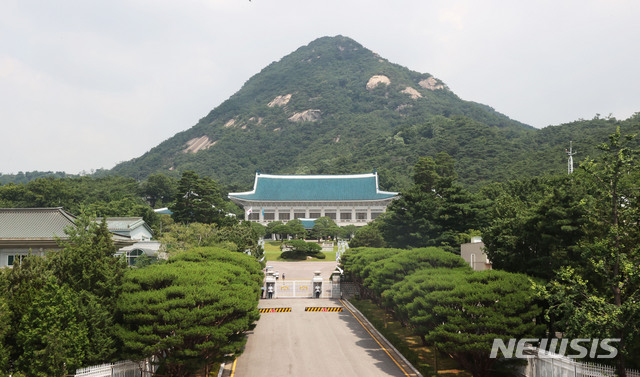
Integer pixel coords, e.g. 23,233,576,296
523,348,640,377
272,280,341,298
74,359,157,377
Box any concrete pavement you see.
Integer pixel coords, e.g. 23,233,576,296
224,298,420,377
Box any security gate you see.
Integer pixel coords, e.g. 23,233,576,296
272,281,340,298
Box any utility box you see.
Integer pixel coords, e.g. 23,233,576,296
265,271,276,299
312,271,323,298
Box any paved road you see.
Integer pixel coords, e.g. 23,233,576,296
265,261,338,280
229,298,413,377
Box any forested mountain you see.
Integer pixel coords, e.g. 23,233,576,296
107,35,539,191
28,36,640,191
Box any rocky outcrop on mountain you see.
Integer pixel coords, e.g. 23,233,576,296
184,136,216,153
366,75,391,90
288,109,321,122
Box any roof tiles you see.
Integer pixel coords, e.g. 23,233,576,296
229,173,397,201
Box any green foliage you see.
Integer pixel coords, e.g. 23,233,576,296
1,216,129,374
417,270,543,377
537,127,640,372
310,216,340,239
482,175,588,279
349,224,386,248
15,277,88,377
379,154,487,251
48,216,127,365
116,247,262,376
159,222,264,260
280,239,323,260
0,270,10,375
0,174,162,231
341,246,542,377
362,247,468,298
170,171,236,226
138,173,178,208
286,219,307,238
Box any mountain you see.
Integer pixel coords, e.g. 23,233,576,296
109,35,639,191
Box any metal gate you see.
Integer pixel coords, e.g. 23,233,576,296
272,281,340,298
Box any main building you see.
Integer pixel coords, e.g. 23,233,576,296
228,171,398,227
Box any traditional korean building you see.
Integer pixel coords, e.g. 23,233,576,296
0,207,135,268
228,172,398,227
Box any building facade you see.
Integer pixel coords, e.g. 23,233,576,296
0,208,143,268
228,172,398,227
460,237,492,271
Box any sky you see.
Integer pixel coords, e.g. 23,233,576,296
1,0,639,175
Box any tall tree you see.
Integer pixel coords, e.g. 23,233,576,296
0,270,10,375
139,173,178,208
349,224,386,248
380,153,485,251
170,171,235,226
482,176,587,279
15,278,88,377
47,216,127,365
540,127,640,374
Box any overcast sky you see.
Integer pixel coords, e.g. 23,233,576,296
1,0,639,175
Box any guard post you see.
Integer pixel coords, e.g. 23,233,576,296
265,270,276,299
312,270,323,298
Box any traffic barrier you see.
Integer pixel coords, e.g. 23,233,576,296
304,307,343,312
258,307,291,313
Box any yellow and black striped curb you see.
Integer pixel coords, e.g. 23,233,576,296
258,307,291,313
304,307,343,312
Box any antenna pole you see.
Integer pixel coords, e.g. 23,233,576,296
566,141,576,174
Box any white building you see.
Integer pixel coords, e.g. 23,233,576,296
228,171,398,227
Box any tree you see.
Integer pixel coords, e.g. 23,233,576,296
45,217,127,364
272,223,292,240
15,278,88,377
362,247,468,298
311,216,339,240
0,269,10,375
265,221,283,239
280,239,323,260
170,171,235,226
540,127,640,374
380,153,485,251
139,173,178,208
286,219,307,239
116,248,262,377
4,254,57,373
160,222,264,260
349,225,385,248
387,269,544,377
215,221,265,259
482,176,587,279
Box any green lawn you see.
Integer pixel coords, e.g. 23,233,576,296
349,299,471,377
263,240,336,262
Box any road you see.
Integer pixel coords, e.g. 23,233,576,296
227,298,415,377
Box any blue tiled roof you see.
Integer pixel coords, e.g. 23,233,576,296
300,219,316,229
229,173,397,201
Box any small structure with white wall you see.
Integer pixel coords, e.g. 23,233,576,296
460,236,492,271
